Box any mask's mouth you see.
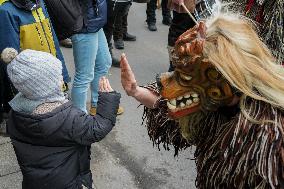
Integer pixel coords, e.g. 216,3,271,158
167,91,200,119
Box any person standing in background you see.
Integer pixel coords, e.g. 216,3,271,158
0,0,70,134
104,0,136,67
167,0,217,71
44,0,124,115
146,0,172,31
167,0,196,71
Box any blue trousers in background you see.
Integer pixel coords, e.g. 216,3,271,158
71,29,112,112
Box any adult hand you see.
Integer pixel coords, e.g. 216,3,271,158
168,0,196,13
172,0,184,5
99,76,114,92
120,53,138,97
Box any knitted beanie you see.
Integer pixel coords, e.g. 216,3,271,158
1,48,65,113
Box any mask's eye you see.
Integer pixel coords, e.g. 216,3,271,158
207,87,222,98
206,68,221,81
179,72,192,81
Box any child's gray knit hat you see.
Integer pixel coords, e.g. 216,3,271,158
1,48,64,102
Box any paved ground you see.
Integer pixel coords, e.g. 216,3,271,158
0,3,197,189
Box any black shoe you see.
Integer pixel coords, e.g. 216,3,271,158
60,38,72,48
162,17,172,26
112,57,120,68
123,33,136,41
114,39,124,49
147,23,157,31
0,119,9,137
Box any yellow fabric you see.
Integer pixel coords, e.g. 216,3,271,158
89,107,97,116
0,0,8,5
89,106,124,116
20,18,56,56
31,7,46,22
117,106,124,115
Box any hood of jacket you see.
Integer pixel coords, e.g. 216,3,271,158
10,0,39,11
8,101,73,141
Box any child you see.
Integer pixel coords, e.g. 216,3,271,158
1,48,121,189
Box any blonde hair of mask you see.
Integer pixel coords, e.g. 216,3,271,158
203,13,284,122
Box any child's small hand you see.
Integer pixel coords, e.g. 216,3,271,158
99,77,114,92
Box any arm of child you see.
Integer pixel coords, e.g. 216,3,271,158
120,54,160,108
71,77,121,145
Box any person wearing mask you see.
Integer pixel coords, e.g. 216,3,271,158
0,0,70,134
45,0,124,115
104,0,136,67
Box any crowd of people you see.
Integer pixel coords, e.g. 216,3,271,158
1,0,283,188
0,0,184,188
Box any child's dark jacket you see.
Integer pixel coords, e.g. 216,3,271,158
7,92,120,189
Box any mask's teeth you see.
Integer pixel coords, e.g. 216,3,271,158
180,102,186,108
167,101,176,110
184,94,191,98
193,98,200,103
177,96,183,100
169,99,177,106
191,93,199,98
186,99,193,105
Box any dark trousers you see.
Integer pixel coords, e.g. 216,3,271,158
0,62,17,120
146,0,171,24
0,63,4,123
104,0,131,50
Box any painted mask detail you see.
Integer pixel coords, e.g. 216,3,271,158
158,22,234,119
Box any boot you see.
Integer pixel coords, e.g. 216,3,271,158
147,22,157,31
112,57,120,68
0,119,8,137
114,39,124,49
162,16,172,26
146,0,157,31
59,38,72,48
109,49,120,68
123,33,136,41
161,0,172,26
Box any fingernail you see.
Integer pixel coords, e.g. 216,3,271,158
121,53,126,58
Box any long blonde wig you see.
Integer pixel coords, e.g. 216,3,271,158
203,13,284,122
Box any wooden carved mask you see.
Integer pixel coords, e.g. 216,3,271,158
157,22,235,119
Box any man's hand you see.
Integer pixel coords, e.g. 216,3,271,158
120,53,138,97
172,0,184,5
168,0,196,13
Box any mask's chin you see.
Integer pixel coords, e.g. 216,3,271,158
168,106,200,119
177,111,206,141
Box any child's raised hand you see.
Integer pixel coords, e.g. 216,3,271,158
99,76,113,92
120,53,138,97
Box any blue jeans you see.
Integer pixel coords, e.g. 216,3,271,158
71,29,111,112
